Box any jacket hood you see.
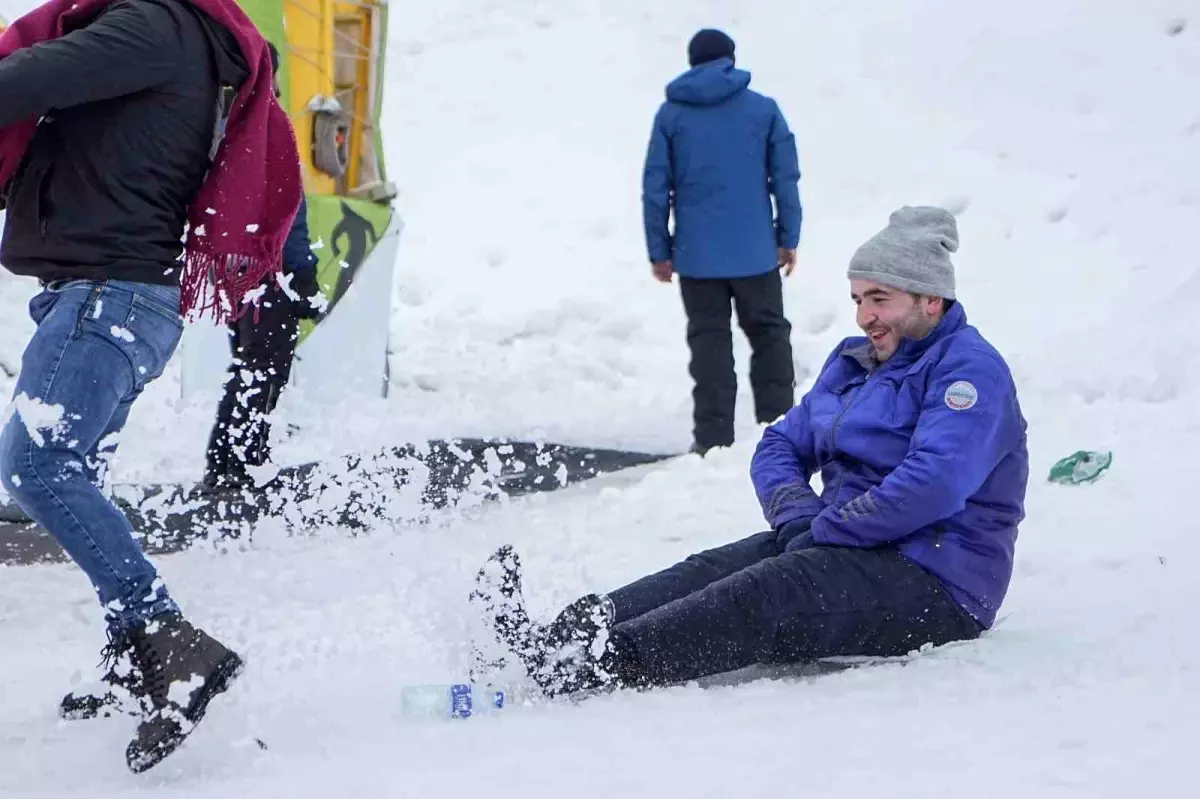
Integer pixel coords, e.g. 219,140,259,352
665,58,751,106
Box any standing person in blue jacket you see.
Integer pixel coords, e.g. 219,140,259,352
202,42,324,491
642,29,803,455
472,206,1030,697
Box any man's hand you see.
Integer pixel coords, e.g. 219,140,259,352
775,517,816,553
289,270,327,319
652,260,674,283
777,248,797,277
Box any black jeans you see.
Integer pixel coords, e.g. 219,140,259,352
204,280,300,483
606,531,983,687
679,271,794,450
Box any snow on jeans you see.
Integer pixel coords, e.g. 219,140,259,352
605,529,985,686
0,279,183,633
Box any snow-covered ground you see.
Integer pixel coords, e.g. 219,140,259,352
2,0,1199,794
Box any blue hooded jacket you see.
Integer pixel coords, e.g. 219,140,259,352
641,59,801,279
750,302,1029,627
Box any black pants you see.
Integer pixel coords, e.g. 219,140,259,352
606,531,983,687
204,281,300,484
679,271,794,450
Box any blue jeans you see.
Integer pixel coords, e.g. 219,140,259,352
0,279,183,633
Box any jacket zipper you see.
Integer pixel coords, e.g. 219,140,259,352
829,371,871,502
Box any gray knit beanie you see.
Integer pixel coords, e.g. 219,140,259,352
847,206,958,299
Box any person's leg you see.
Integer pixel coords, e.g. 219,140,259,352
678,277,736,452
236,279,300,470
730,270,794,425
4,280,247,768
613,546,983,688
204,279,299,485
203,321,244,485
0,280,181,630
471,531,785,690
80,394,134,496
605,530,781,624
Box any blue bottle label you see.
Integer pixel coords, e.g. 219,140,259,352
450,684,473,718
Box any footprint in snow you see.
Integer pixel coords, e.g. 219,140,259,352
1046,206,1069,224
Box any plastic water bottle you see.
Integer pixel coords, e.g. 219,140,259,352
400,683,509,720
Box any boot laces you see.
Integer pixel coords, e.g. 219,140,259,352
98,628,133,673
130,630,171,700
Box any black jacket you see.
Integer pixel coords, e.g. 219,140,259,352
0,0,248,285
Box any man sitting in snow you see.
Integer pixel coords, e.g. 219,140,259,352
471,205,1030,697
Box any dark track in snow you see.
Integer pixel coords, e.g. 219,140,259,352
0,438,677,566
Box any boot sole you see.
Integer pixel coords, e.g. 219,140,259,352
60,693,140,722
473,547,559,684
126,651,245,774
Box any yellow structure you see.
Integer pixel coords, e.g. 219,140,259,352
280,0,394,203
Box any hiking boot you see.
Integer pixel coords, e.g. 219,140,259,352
470,547,642,698
530,593,628,697
123,612,244,773
542,593,615,651
59,628,144,721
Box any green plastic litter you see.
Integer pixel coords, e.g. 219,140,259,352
1047,450,1112,485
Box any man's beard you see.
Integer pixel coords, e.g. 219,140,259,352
866,308,938,361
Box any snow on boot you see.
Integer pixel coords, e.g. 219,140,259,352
468,545,546,678
123,612,244,773
529,593,624,697
543,592,617,653
469,550,646,698
59,628,144,721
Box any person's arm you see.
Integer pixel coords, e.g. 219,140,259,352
811,348,1020,547
278,195,326,317
641,105,673,265
751,407,824,530
282,194,318,274
750,349,839,529
766,102,801,250
0,0,181,128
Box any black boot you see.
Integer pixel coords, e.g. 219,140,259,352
123,612,244,773
532,593,639,697
59,628,144,721
470,547,643,698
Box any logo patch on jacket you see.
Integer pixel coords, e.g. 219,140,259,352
944,380,978,410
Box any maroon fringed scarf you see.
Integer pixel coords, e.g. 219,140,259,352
0,0,303,323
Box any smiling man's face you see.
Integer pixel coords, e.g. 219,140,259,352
851,279,945,362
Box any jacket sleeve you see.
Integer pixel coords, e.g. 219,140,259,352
641,105,673,264
750,347,838,529
750,403,825,530
810,348,1020,548
766,102,802,250
282,195,318,274
0,0,182,129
